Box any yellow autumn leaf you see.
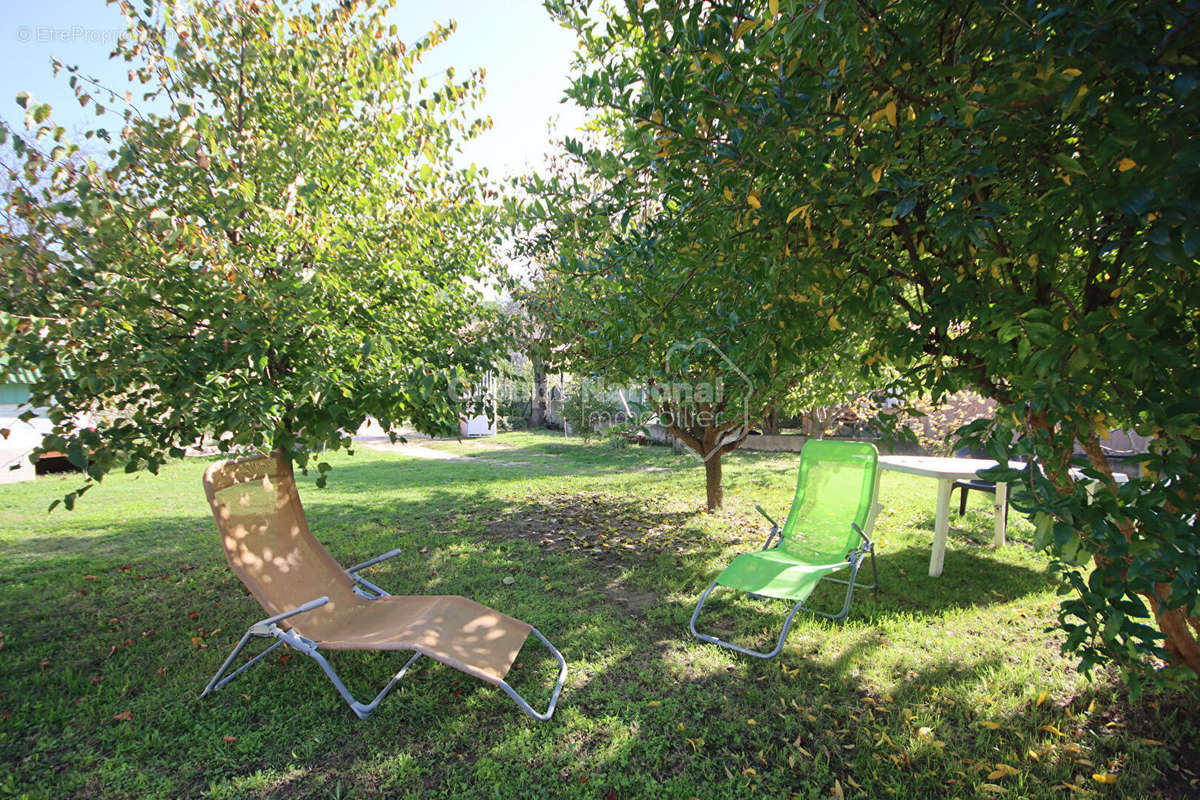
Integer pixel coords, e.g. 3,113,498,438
1092,773,1118,784
631,333,643,344
734,19,758,39
646,700,660,707
979,721,1005,730
884,100,897,127
651,109,663,125
987,764,1020,780
981,785,1008,794
786,205,808,224
1118,157,1136,172
742,767,757,777
1039,724,1067,737
871,166,882,183
746,718,758,725
828,316,843,331
747,190,762,209
1062,67,1083,77
831,779,844,800
1036,689,1049,706
769,0,779,16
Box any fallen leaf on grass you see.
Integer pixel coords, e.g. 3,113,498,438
646,700,660,707
112,710,133,722
981,784,1007,794
988,764,1019,780
1039,724,1067,737
831,779,844,799
1092,773,1117,784
84,575,97,581
222,735,237,743
502,576,516,585
746,718,758,726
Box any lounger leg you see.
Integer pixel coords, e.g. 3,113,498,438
689,581,807,659
303,647,423,720
497,627,568,722
201,630,286,697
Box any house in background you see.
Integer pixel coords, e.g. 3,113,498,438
0,358,51,483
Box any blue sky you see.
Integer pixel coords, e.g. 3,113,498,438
0,0,585,177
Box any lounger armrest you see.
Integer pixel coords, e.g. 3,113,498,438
258,596,330,627
755,504,782,549
755,504,781,530
347,548,404,574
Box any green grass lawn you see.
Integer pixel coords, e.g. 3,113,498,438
0,431,1195,799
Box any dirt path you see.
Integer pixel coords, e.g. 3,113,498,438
355,435,536,467
355,435,466,460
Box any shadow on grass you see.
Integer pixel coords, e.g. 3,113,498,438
1,471,1175,800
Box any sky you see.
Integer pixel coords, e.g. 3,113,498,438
0,0,587,178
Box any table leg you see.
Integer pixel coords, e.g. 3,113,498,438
993,482,1008,547
930,478,952,577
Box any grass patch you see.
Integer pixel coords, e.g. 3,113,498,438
0,431,1195,798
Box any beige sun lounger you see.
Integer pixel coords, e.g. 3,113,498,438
199,453,566,720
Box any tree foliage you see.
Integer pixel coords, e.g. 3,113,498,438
549,0,1200,684
0,0,504,503
516,79,872,510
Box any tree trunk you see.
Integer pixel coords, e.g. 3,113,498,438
1079,436,1200,674
704,453,723,511
530,363,548,429
761,406,781,435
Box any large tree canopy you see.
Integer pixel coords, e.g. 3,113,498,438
549,0,1200,684
0,0,505,504
516,105,876,511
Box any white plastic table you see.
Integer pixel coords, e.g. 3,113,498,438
877,455,1012,577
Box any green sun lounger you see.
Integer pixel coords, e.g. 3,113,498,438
689,439,882,658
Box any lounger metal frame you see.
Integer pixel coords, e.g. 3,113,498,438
689,508,880,659
201,548,568,721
